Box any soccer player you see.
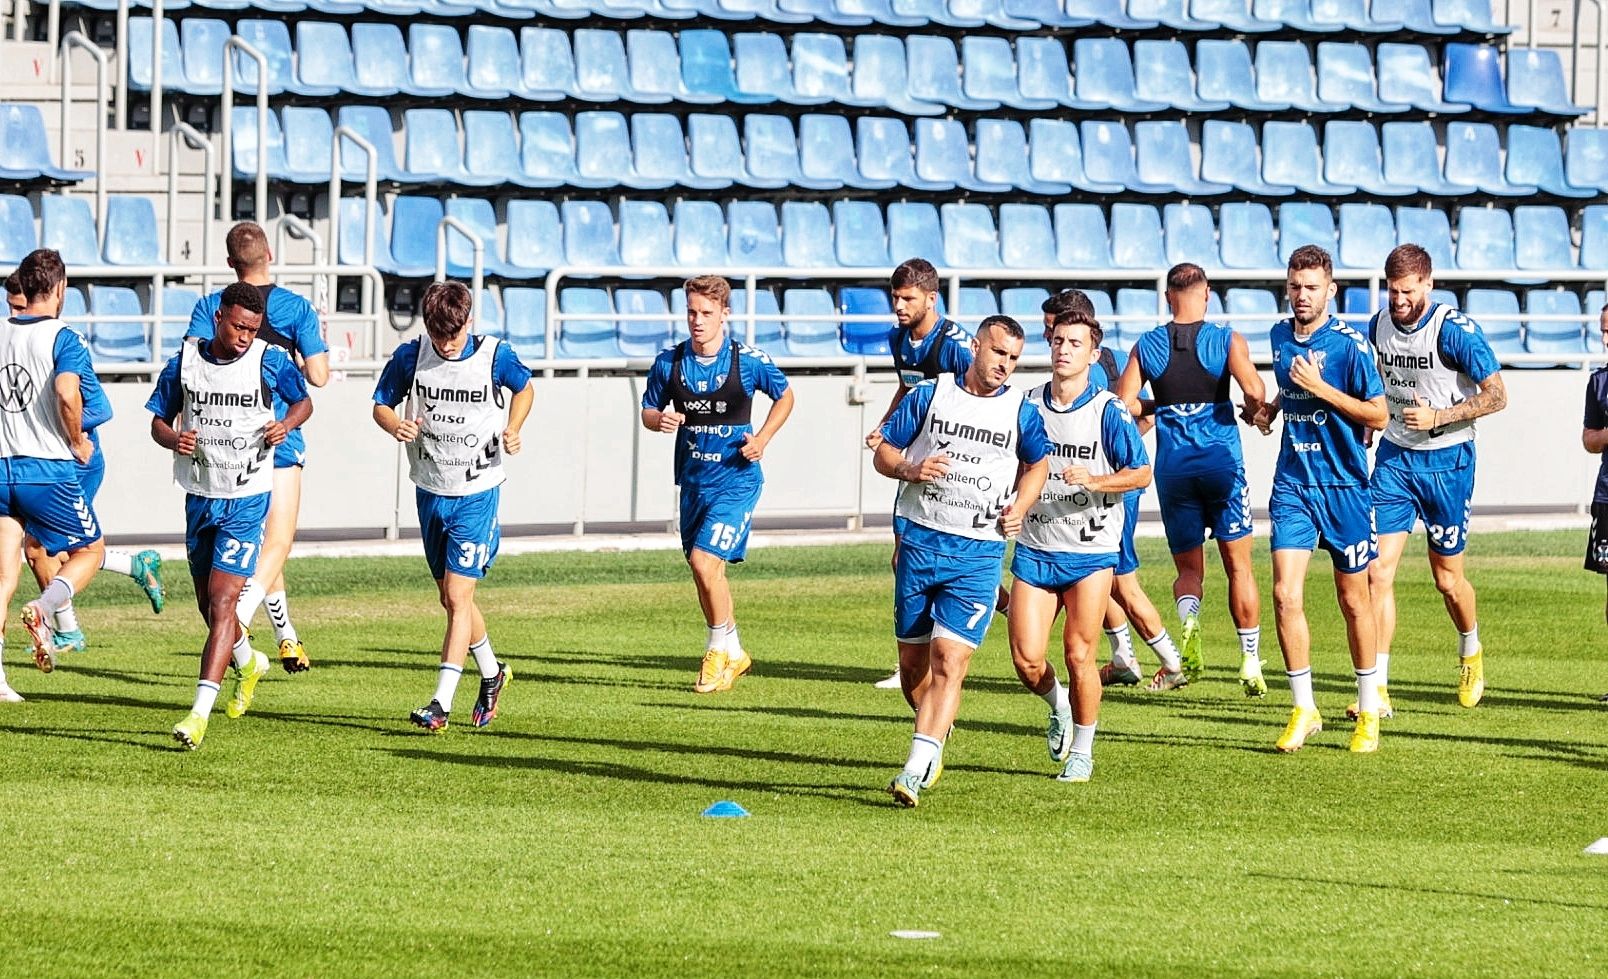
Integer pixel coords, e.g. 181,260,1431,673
866,258,974,691
1364,244,1506,714
875,314,1051,807
372,281,531,733
0,251,104,702
187,221,329,673
1582,304,1608,701
1251,245,1388,753
149,282,311,748
1010,309,1149,783
1116,264,1268,697
1043,290,1188,692
641,275,794,694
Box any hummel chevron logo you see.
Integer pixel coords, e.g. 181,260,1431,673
465,435,500,483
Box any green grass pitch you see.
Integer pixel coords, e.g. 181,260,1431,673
3,530,1605,977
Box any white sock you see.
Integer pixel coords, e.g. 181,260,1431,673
1105,625,1136,665
1287,667,1316,710
37,577,73,613
1238,627,1260,663
723,621,742,653
101,549,135,577
469,635,499,680
192,679,221,718
264,590,297,644
0,638,8,684
1376,652,1391,687
1357,668,1381,713
1070,722,1097,757
1040,675,1071,715
433,663,464,712
1459,627,1480,657
1145,631,1183,673
902,732,943,780
1176,594,1201,622
236,579,266,630
231,631,253,669
54,601,80,633
708,620,739,653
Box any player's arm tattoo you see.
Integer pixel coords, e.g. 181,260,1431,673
1435,373,1507,426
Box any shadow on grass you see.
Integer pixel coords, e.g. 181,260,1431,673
49,664,173,688
1246,870,1608,912
0,722,174,753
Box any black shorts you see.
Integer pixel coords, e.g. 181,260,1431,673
1586,502,1608,574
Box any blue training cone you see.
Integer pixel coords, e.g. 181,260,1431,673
702,800,750,818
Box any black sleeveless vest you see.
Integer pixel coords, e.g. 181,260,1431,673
669,339,753,426
1151,322,1231,407
892,321,950,379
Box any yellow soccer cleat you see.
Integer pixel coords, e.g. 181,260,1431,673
1275,706,1324,753
1458,650,1485,708
693,647,752,693
1346,685,1394,720
226,651,271,719
1349,711,1380,753
172,711,208,750
278,638,310,674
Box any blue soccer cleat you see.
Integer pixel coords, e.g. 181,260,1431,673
409,699,450,734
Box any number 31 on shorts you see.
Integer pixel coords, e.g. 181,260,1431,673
457,541,492,570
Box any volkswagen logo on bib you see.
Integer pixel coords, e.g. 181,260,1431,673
0,363,37,413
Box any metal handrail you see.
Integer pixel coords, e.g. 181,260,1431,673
59,30,108,238
113,0,127,128
218,35,268,224
325,125,378,317
150,0,164,166
10,0,24,42
278,213,328,311
1572,0,1607,126
435,215,484,326
165,121,216,268
47,0,60,55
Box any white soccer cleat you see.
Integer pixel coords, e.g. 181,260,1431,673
0,682,23,703
873,667,902,690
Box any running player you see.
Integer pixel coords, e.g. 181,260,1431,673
641,275,795,694
372,281,532,733
867,258,974,691
187,222,328,673
1250,245,1388,753
1582,303,1608,701
875,314,1051,807
1364,244,1506,714
1010,308,1149,783
1116,263,1268,696
150,282,311,749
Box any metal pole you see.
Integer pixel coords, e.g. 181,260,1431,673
278,213,327,311
150,0,163,166
59,32,109,244
167,121,215,268
113,0,127,129
434,215,484,326
326,125,378,321
219,36,268,226
47,0,60,59
744,271,757,345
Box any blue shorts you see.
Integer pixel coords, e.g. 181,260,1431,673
1010,543,1117,593
273,430,306,470
1269,481,1376,574
0,479,101,554
1116,491,1140,576
184,492,270,580
419,486,501,581
680,479,762,564
894,539,1002,648
78,450,105,505
1157,468,1254,554
1371,455,1473,556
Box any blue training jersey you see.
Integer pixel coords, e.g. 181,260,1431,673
888,317,973,387
1271,316,1384,489
1374,302,1501,473
641,339,790,490
1132,321,1244,477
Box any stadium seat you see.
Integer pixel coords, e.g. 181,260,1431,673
888,202,945,266
504,199,564,276
858,116,948,191
1135,121,1232,196
1196,39,1287,112
229,107,290,182
343,23,409,99
1434,0,1512,33
731,288,786,353
1394,207,1455,270
1073,38,1167,113
908,35,996,110
833,200,890,267
891,0,981,27
1114,288,1163,353
733,33,822,104
1504,125,1594,199
1581,205,1608,269
517,112,607,189
1277,201,1337,263
1456,208,1516,272
1253,0,1343,32
1193,0,1279,32
839,287,894,355
728,200,782,266
1081,120,1171,195
619,200,673,268
1256,41,1342,113
575,112,657,188
781,201,834,267
1218,202,1280,269
950,0,1038,28
557,288,621,358
782,288,843,356
1004,0,1094,27
976,119,1069,195
1462,288,1523,355
1263,121,1353,196
800,115,891,190
127,17,185,94
1445,122,1535,197
336,196,399,273
0,104,91,183
460,111,524,187
963,36,1057,111
1065,0,1158,29
1054,203,1113,269
853,35,944,115
175,18,229,97
673,200,727,266
1316,43,1409,113
688,114,764,189
1017,36,1099,109
746,116,834,191
1395,0,1461,34
1507,49,1591,117
1514,206,1573,271
0,195,35,264
780,0,872,26
1311,0,1401,32
1524,289,1586,362
573,29,653,103
1110,203,1166,270
1443,44,1527,114
277,106,336,184
915,119,1007,193
1163,203,1220,269
562,200,620,267
1134,39,1229,112
465,25,525,100
383,195,445,278
159,287,200,359
87,286,150,363
102,197,161,266
1381,121,1471,196
626,30,706,104
1201,120,1295,196
941,203,1000,268
999,203,1055,269
1324,121,1414,197
1128,0,1215,30
1029,119,1123,194
332,106,406,184
1375,42,1468,114
1226,288,1280,350
792,33,867,105
40,195,99,268
231,20,295,96
1001,286,1051,324
401,109,477,186
404,24,470,99
615,288,674,357
1337,203,1396,271
520,27,578,100
1566,127,1608,193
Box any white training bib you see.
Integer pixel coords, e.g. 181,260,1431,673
0,316,79,461
1017,384,1125,554
175,337,275,499
895,374,1024,541
1372,305,1480,451
408,336,507,497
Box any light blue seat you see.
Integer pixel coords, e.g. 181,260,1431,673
1394,207,1455,270
465,25,526,100
1054,203,1113,269
1434,0,1512,33
292,23,360,97
41,195,99,266
955,288,1002,340
1463,288,1523,357
747,116,837,190
1029,119,1122,194
1507,48,1591,117
1001,287,1051,325
1196,39,1287,112
941,203,1000,268
1135,121,1232,196
682,29,772,104
858,116,949,191
782,201,834,267
1381,121,1473,196
0,195,34,264
890,0,982,27
405,24,470,98
1255,40,1340,113
176,18,230,97
575,111,659,188
615,289,674,357
690,114,773,189
1192,0,1279,32
562,200,620,267
103,197,161,265
1226,289,1280,350
159,287,201,359
471,288,504,340
1514,205,1573,271
1456,208,1515,271
633,114,721,190
852,35,944,115
1219,202,1279,269
1524,289,1585,363
1127,0,1216,30
1017,36,1099,109
1376,42,1468,114
730,288,785,354
1114,288,1163,353
336,196,401,273
964,36,1057,111
792,33,869,105
462,110,526,187
976,118,1068,195
674,200,728,266
518,112,605,189
947,0,1037,28
1311,0,1401,32
1201,120,1295,196
341,23,408,98
520,27,577,99
1111,203,1166,270
573,28,657,103
839,287,893,355
782,288,843,356
1134,39,1229,112
1277,202,1336,264
401,108,475,186
88,286,150,363
231,19,296,96
557,288,621,359
1073,38,1167,113
1253,0,1343,32
444,198,519,278
1163,203,1220,268
779,0,872,25
384,196,444,277
728,201,781,266
1566,127,1608,193
1337,203,1396,271
800,115,889,190
505,199,563,276
1581,205,1608,269
999,203,1055,269
733,32,823,104
915,119,1007,193
334,106,406,183
618,200,673,268
1443,43,1527,114
1004,0,1094,27
0,104,91,183
1081,119,1170,195
1340,285,1381,318
1317,42,1408,113
1065,0,1157,29
127,17,186,94
1445,122,1535,197
60,286,87,323
229,106,290,181
1324,121,1414,197
834,200,891,267
1263,121,1354,197
1507,125,1595,199
888,202,945,267
908,35,997,110
627,30,709,104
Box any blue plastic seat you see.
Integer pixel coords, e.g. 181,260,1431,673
520,27,577,100
1507,48,1591,117
976,119,1068,195
1081,120,1170,195
728,201,781,266
127,17,185,94
0,104,91,183
890,0,982,27
779,0,872,25
614,289,674,357
444,198,519,278
88,286,150,363
229,106,290,181
1127,0,1216,30
618,200,673,268
102,197,161,265
915,119,1006,193
782,201,834,267
641,113,727,190
731,32,820,104
908,35,996,111
1196,39,1287,112
159,287,201,359
947,0,1037,28
332,23,405,98
515,112,599,189
1255,40,1340,113
557,288,621,358
1263,121,1353,197
799,115,889,190
941,203,1000,268
574,111,654,188
681,29,771,104
1514,205,1573,271
1134,39,1228,112
674,200,728,266
1114,288,1164,353
1219,202,1279,269
839,287,893,355
502,199,562,277
1311,0,1401,32
888,202,945,268
0,193,36,266
834,200,892,268
1135,121,1232,196
40,196,99,266
998,203,1055,269
1566,127,1608,193
1434,0,1512,33
60,286,87,323
401,108,475,186
336,196,398,273
464,25,526,100
1163,203,1220,269
562,200,620,267
1054,203,1113,269
1445,122,1535,197
1073,38,1167,113
1029,119,1122,194
1192,0,1279,31
1201,120,1294,196
852,35,943,115
1324,121,1414,197
1443,43,1527,114
1004,0,1094,27
963,36,1056,111
1393,207,1455,270
1252,0,1342,32
470,288,504,341
573,29,657,103
1375,42,1467,113
1111,203,1166,270
230,19,296,96
1379,121,1470,196
1017,36,1098,109
333,106,405,183
1000,287,1051,326
404,24,470,98
291,23,358,97
745,115,832,191
1337,203,1396,271
1316,42,1409,113
1456,208,1515,271
791,33,865,104
857,116,948,191
381,196,442,277
622,30,702,104
1504,125,1593,199
1581,205,1608,269
1277,202,1337,264
1065,0,1157,29
730,288,785,353
176,18,229,97
460,110,524,187
782,288,843,356
1524,289,1585,359
1226,289,1280,349
1462,288,1523,356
